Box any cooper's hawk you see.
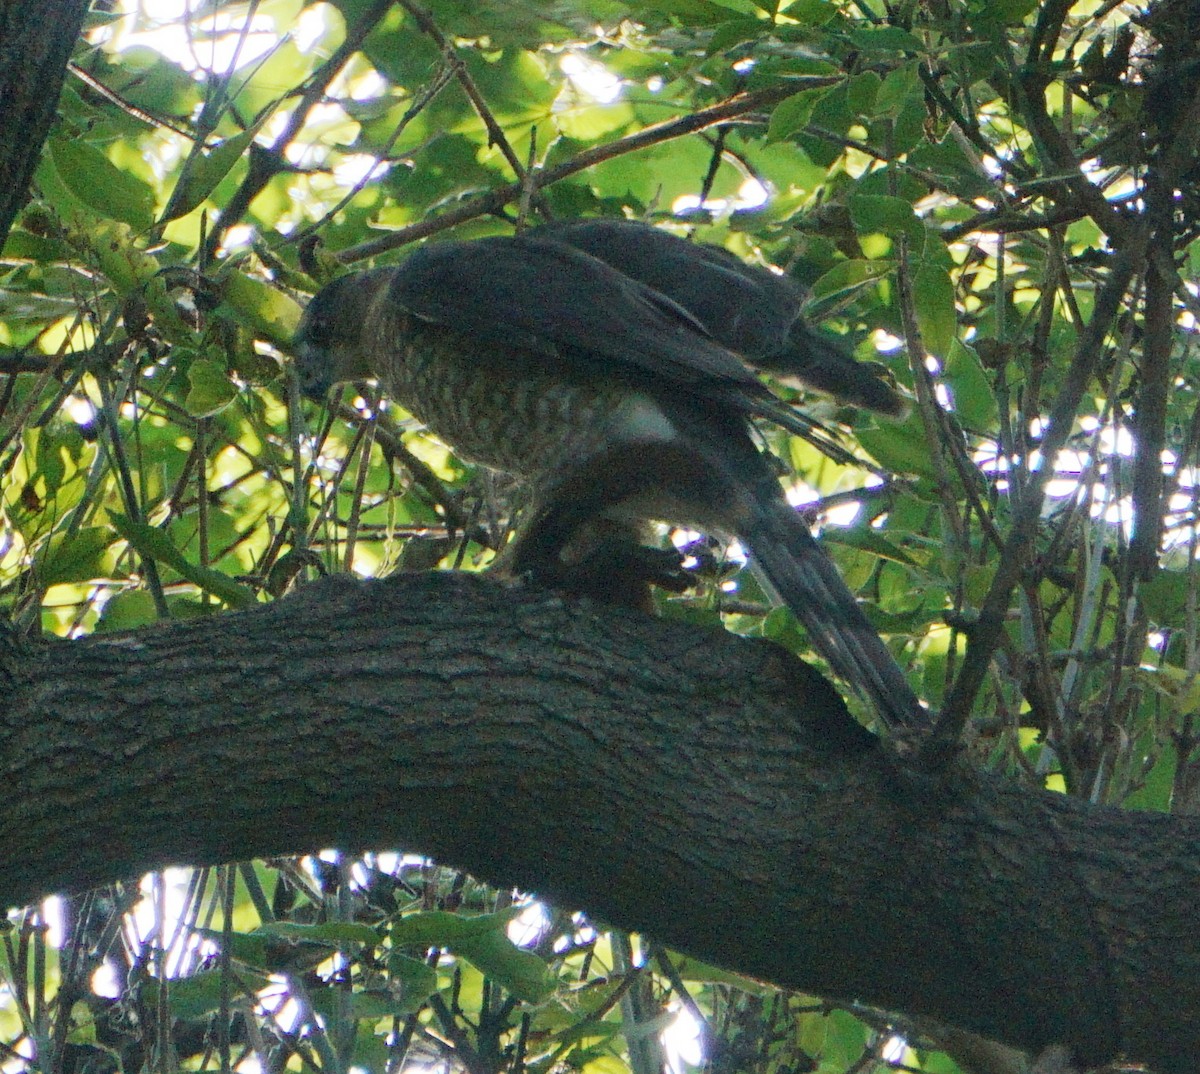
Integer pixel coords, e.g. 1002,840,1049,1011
295,226,924,730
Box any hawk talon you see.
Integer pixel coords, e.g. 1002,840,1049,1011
521,540,694,609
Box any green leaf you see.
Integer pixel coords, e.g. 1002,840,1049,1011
347,990,423,1018
391,908,513,946
95,590,160,632
456,932,554,1003
315,982,431,1019
1187,237,1200,280
875,63,921,117
307,985,428,1023
824,526,920,568
142,967,270,1020
767,87,827,142
968,0,1038,31
704,0,763,14
220,271,303,347
908,139,997,198
820,1008,872,1066
185,358,239,418
37,527,114,586
1121,742,1176,812
161,105,279,224
847,25,923,51
1,228,70,263
386,954,439,1007
624,0,733,21
912,262,956,356
109,512,258,608
775,0,836,24
707,17,765,53
48,137,156,230
391,910,552,1003
90,220,163,293
845,71,880,117
942,340,996,428
1141,569,1187,623
848,194,923,246
1139,663,1200,711
256,921,382,946
161,134,255,224
192,928,276,969
886,92,927,154
855,415,936,480
351,1026,391,1070
807,259,895,306
668,955,771,992
108,48,201,118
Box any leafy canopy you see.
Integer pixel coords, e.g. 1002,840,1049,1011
1,0,1197,1070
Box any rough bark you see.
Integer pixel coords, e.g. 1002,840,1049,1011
0,0,91,253
2,571,1198,1072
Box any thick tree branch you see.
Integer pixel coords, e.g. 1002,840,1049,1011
2,572,1199,1071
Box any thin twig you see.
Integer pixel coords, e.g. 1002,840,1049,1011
337,80,833,262
202,0,395,260
926,226,1147,764
343,392,380,572
1013,65,1129,242
290,62,457,246
894,231,968,549
397,0,546,211
68,62,198,140
97,372,171,620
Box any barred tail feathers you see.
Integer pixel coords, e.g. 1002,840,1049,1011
743,495,923,730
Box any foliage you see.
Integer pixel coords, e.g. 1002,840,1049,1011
1,0,1198,1070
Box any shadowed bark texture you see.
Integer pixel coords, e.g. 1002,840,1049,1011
2,572,1199,1072
0,0,92,252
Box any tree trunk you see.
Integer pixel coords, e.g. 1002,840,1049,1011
2,572,1198,1072
0,0,92,252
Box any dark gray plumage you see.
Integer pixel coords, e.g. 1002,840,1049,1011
526,218,907,416
295,232,923,730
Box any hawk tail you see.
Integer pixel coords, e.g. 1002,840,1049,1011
743,493,924,731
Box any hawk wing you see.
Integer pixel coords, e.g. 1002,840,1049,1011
526,217,803,359
388,236,771,401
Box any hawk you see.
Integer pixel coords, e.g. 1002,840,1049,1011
295,224,923,730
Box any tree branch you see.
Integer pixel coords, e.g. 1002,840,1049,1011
931,230,1147,751
0,0,93,253
336,81,828,262
3,572,1200,1071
